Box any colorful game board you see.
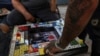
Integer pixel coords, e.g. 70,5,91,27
9,20,88,56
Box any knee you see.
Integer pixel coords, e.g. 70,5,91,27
0,24,10,33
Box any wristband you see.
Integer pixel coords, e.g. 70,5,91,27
55,39,65,50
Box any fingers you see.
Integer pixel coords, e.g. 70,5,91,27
44,40,63,56
24,13,35,22
27,18,35,22
46,49,54,56
44,41,56,56
30,18,34,22
44,42,53,56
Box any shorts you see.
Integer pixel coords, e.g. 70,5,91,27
1,2,59,26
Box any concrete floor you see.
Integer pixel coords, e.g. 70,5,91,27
58,5,92,56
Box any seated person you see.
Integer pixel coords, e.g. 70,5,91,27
0,0,58,56
0,0,59,33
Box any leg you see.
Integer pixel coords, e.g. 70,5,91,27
0,30,11,56
0,10,26,56
87,25,100,56
91,36,100,56
0,9,26,33
89,33,100,56
0,2,34,56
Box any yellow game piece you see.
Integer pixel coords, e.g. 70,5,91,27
14,49,20,56
39,48,44,55
78,39,83,44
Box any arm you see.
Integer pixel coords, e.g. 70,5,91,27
58,0,98,49
12,0,35,22
44,0,98,55
50,0,57,12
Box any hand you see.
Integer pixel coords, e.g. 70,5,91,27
51,7,57,13
44,40,62,56
24,13,35,22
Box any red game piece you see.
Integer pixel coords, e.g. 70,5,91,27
16,32,21,37
16,32,21,40
48,35,54,39
33,48,38,52
18,26,28,31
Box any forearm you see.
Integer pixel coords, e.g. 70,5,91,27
12,0,30,16
58,0,98,48
50,0,56,12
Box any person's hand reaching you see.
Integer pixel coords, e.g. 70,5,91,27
24,12,35,22
44,40,63,56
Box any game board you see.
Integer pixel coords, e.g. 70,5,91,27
9,20,88,56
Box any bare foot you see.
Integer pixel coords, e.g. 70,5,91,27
0,8,10,16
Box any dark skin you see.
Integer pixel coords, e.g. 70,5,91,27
45,0,98,56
